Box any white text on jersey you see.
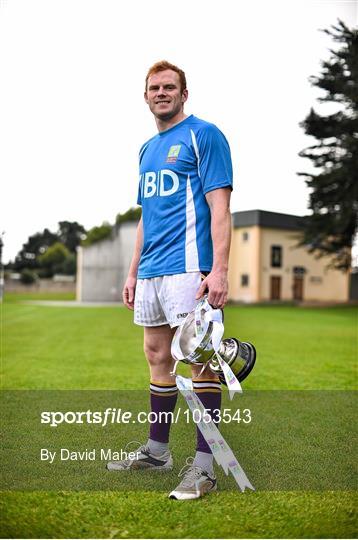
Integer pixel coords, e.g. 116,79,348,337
140,169,179,198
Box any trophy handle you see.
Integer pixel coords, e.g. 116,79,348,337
209,338,257,385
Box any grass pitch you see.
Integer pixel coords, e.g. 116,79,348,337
1,292,357,538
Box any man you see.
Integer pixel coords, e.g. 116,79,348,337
107,60,233,500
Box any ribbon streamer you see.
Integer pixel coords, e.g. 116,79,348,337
200,300,243,399
176,374,255,492
217,353,243,399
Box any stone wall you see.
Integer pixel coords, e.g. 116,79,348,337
4,278,76,294
76,221,138,302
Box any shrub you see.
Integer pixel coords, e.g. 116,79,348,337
59,254,76,275
116,207,141,225
20,268,37,284
81,223,112,246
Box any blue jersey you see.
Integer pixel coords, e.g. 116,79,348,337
137,115,233,279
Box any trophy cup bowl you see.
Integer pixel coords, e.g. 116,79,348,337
171,297,257,385
209,338,257,385
171,309,216,365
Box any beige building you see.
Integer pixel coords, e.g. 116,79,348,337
228,210,350,303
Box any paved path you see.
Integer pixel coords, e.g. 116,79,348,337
22,300,122,307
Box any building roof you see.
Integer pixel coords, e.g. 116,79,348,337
232,209,305,231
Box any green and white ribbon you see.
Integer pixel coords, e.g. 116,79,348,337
176,374,255,492
202,300,243,399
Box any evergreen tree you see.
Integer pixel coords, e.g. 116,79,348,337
298,20,358,270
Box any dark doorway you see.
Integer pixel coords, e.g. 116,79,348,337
293,276,304,301
270,276,281,300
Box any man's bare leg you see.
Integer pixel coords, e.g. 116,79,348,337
190,364,221,474
143,325,178,457
144,325,176,382
107,325,177,471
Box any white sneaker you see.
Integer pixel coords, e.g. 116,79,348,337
106,441,173,471
169,457,217,500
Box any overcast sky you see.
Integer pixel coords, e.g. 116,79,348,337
0,0,357,263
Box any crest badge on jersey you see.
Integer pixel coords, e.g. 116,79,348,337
166,145,181,163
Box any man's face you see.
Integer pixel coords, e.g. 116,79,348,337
145,69,188,121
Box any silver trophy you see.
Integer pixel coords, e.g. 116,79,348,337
171,297,256,385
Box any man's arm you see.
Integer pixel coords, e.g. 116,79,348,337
196,188,231,309
122,217,143,310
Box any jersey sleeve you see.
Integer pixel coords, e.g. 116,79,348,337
194,124,233,194
137,142,148,206
137,179,142,206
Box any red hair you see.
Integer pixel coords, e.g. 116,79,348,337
145,61,187,93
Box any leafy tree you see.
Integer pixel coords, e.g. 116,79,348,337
13,228,59,272
298,20,358,270
61,253,77,275
38,242,71,277
57,221,87,253
115,207,141,225
11,221,86,273
81,223,112,246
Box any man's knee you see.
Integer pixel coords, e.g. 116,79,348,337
144,341,171,367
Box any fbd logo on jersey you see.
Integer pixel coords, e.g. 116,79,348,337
140,169,179,199
166,145,181,163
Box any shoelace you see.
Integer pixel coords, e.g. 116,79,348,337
120,440,147,466
177,457,203,487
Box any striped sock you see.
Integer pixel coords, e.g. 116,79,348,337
193,378,222,455
149,381,178,444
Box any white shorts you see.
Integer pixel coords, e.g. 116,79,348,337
134,272,202,328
